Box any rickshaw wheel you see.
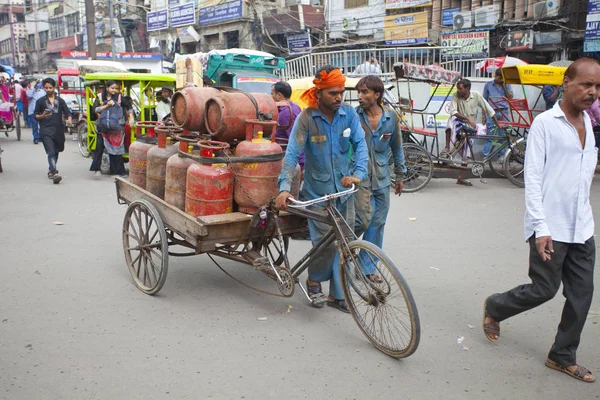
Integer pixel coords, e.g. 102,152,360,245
123,200,169,295
503,138,526,188
77,123,90,157
15,114,21,141
402,143,433,193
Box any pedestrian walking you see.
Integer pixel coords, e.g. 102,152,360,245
34,78,71,184
271,81,303,169
354,75,406,281
276,65,368,312
483,58,600,383
27,81,44,144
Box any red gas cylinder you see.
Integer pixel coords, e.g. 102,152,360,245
146,127,179,199
185,141,233,217
170,87,220,134
136,121,160,139
232,120,283,213
204,92,278,142
165,135,199,211
128,135,157,189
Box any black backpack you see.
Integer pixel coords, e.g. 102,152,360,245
95,94,125,133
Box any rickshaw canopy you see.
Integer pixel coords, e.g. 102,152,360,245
501,65,567,86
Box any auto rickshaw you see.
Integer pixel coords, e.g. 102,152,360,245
80,72,177,158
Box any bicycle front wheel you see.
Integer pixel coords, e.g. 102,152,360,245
341,240,420,358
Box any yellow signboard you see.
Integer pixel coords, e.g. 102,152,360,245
386,0,432,9
384,12,428,46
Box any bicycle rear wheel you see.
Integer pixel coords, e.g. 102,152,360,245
341,240,420,358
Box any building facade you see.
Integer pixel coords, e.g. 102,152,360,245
0,0,27,70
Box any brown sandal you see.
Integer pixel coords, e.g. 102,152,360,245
545,359,596,383
482,298,500,343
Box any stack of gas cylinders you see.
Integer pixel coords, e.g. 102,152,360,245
128,88,287,218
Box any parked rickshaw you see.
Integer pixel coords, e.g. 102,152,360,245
80,72,177,158
389,62,531,190
0,66,22,141
57,68,86,136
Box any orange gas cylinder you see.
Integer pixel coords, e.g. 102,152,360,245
146,128,178,199
204,92,278,142
165,136,199,211
185,141,233,217
128,136,157,189
232,120,283,213
170,87,220,133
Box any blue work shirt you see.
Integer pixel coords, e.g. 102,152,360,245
542,85,562,110
278,104,368,201
482,81,513,110
356,105,407,191
27,87,45,116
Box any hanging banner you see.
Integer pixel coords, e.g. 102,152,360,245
384,12,428,46
147,9,169,31
440,31,489,59
505,30,534,51
199,0,242,25
170,2,196,28
385,0,432,9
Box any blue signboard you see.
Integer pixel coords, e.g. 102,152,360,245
168,0,179,5
585,0,600,51
442,8,460,26
199,0,242,25
170,2,196,28
287,32,311,55
147,9,169,32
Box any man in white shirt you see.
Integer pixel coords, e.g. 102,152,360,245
353,55,382,76
155,86,173,121
483,58,600,383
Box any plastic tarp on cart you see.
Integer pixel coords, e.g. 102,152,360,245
501,65,567,86
393,62,461,85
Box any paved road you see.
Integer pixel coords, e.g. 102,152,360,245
1,130,599,400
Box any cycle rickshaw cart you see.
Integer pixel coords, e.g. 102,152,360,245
0,65,22,142
389,62,529,190
114,121,420,359
81,72,177,158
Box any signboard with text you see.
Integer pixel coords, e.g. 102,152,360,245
384,12,428,46
584,0,600,52
199,0,242,25
60,51,162,61
442,8,460,26
385,0,432,9
170,2,196,28
287,32,311,54
506,30,534,51
147,9,169,31
440,31,489,59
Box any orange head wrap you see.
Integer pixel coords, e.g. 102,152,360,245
300,68,346,109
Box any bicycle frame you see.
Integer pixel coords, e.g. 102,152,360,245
447,125,520,165
283,186,357,281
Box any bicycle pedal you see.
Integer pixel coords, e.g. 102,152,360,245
312,296,328,305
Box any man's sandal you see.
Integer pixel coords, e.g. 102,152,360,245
545,359,596,383
327,298,350,314
306,279,326,308
365,274,384,283
482,298,500,343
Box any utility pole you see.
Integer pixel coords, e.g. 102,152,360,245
108,0,117,61
8,4,17,68
85,0,97,59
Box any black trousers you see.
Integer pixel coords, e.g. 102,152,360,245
89,135,125,175
487,235,595,366
41,134,64,174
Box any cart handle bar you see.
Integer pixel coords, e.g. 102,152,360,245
288,185,357,208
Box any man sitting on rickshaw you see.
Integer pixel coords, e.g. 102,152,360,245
444,78,500,186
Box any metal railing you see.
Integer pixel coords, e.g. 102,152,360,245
440,58,494,79
282,46,464,81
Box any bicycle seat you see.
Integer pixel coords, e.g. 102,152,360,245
461,125,477,136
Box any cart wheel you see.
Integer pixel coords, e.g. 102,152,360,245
122,200,169,295
15,113,21,141
402,143,433,193
502,138,526,188
77,123,90,157
341,240,420,358
252,236,289,266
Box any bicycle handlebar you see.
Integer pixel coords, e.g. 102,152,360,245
288,184,358,208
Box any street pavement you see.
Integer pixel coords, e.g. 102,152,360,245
1,129,599,400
